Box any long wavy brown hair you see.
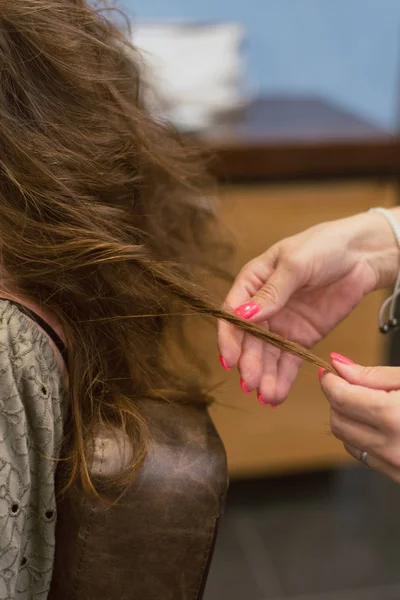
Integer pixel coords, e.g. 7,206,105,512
0,0,332,497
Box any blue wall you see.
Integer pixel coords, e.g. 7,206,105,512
121,0,400,130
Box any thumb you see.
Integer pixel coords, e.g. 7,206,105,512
233,264,300,322
332,357,400,391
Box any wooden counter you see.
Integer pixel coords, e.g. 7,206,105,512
196,96,400,182
193,97,400,478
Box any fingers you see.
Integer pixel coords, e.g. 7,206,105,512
274,352,303,404
257,342,281,405
330,408,384,451
218,247,302,377
322,370,400,484
217,276,249,370
234,257,302,324
332,360,400,392
217,253,276,369
237,334,264,392
224,253,278,317
238,319,282,405
238,337,302,405
320,372,387,428
217,319,244,370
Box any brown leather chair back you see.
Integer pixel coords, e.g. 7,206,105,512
49,401,228,600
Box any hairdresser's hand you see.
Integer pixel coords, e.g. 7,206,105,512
321,354,400,483
218,210,400,405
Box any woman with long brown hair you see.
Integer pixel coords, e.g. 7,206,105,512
0,1,327,596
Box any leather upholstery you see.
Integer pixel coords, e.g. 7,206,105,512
49,401,228,600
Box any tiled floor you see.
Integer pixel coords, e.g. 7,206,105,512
204,466,400,600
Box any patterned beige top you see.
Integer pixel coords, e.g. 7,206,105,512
0,299,67,599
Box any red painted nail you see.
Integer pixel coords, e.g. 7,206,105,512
330,352,355,366
257,392,275,407
234,302,260,320
240,378,252,394
219,355,231,371
318,368,325,379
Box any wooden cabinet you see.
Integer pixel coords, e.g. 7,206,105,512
198,180,397,477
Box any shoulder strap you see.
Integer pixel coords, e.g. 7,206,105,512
1,299,69,369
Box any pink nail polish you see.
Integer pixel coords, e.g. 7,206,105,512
330,352,355,366
219,355,231,371
234,302,260,320
257,392,268,405
318,368,325,379
240,378,252,394
257,392,274,407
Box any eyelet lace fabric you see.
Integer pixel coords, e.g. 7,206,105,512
0,301,67,599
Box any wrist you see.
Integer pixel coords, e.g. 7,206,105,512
349,209,400,289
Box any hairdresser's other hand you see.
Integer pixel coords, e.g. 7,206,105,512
218,210,399,405
321,354,400,483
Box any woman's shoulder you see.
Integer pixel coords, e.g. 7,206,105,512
0,298,67,394
0,298,68,435
0,299,68,597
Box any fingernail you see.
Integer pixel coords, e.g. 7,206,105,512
219,355,231,371
234,302,260,320
240,378,252,394
257,392,268,405
330,352,355,366
257,392,276,407
318,368,325,379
